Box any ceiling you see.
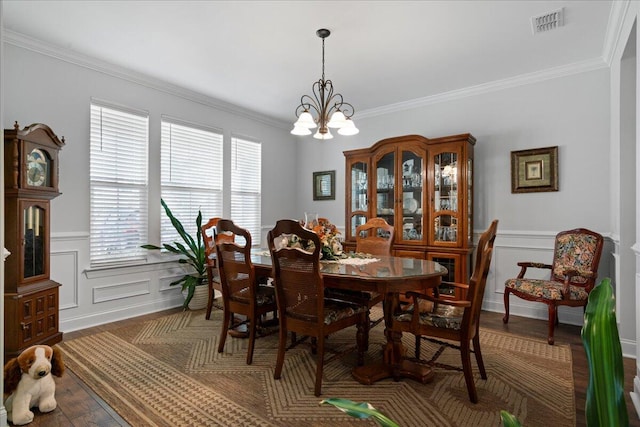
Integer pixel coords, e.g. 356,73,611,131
2,1,616,127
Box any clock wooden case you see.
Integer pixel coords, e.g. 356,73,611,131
4,121,65,357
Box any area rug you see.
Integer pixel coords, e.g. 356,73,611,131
58,307,575,427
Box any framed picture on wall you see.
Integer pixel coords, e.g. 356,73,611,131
511,146,558,193
313,170,335,200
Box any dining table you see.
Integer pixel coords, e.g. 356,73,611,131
250,249,447,385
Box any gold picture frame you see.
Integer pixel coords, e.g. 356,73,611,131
511,146,558,193
313,170,335,200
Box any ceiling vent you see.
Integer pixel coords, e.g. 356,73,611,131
531,8,564,34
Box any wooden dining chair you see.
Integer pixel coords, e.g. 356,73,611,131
390,219,498,403
201,217,235,320
503,228,603,344
215,219,277,365
326,217,393,348
267,219,367,396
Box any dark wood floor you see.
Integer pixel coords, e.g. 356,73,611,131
11,309,640,427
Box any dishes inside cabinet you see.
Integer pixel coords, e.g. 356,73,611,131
403,193,418,214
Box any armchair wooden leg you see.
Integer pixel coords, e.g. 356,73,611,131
205,283,215,320
218,307,231,353
473,334,487,380
503,288,511,324
460,340,478,403
547,304,556,345
314,335,325,396
274,326,287,380
246,313,257,365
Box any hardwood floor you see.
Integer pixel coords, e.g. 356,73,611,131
12,309,640,427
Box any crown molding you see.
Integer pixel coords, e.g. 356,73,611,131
2,29,290,130
602,0,632,66
356,57,608,119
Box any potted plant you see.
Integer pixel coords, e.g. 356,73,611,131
142,198,207,310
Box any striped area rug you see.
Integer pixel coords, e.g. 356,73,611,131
58,307,574,427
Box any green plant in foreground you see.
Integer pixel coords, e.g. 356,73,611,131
320,398,399,427
500,410,522,427
581,277,628,426
142,199,206,309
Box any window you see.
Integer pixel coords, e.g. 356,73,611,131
231,136,261,246
161,120,223,245
90,102,149,265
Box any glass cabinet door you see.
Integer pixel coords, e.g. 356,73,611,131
375,151,395,231
348,160,369,239
399,149,424,243
433,150,459,244
350,161,368,213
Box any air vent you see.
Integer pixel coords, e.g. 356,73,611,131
531,8,564,34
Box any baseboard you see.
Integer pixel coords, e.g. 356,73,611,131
631,376,640,420
60,297,183,333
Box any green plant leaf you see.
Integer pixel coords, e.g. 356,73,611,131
581,278,628,426
500,410,522,427
320,398,399,427
142,199,208,310
140,244,162,250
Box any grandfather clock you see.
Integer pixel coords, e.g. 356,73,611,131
4,122,65,357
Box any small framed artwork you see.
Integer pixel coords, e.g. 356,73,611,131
511,146,558,193
313,170,335,200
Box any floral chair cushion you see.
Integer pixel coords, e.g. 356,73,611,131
505,278,589,301
323,300,366,325
230,284,276,306
552,233,600,283
393,301,465,330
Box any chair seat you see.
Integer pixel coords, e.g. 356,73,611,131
325,289,382,306
394,303,464,330
286,299,367,325
505,278,589,301
230,284,276,305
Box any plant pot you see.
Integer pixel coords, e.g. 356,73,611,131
183,285,209,310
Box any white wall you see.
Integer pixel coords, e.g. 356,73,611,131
3,41,298,331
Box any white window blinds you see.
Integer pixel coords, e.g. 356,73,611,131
90,102,149,266
161,120,223,245
231,137,261,246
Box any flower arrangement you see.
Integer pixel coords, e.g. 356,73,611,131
311,218,344,260
285,217,344,260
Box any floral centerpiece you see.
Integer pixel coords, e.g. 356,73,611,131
285,217,344,260
311,218,344,260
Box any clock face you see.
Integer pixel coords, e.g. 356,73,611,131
27,148,50,187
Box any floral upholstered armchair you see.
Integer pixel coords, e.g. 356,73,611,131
503,228,604,345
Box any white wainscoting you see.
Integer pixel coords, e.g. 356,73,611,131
51,232,186,333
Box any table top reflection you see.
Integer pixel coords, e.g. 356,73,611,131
251,250,447,288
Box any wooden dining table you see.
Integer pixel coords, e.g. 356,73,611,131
250,250,447,385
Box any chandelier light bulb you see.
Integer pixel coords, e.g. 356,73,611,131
337,118,359,136
313,129,333,140
291,124,312,136
327,110,347,128
294,110,317,129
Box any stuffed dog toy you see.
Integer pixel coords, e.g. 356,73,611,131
3,345,65,425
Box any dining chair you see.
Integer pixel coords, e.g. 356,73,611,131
267,219,367,396
215,219,277,365
201,217,235,320
503,227,603,345
326,217,393,348
390,219,498,403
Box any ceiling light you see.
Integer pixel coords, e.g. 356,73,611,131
292,28,358,139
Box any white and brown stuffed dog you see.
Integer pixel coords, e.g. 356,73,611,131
3,345,65,425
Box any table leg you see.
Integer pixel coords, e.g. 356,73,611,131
352,292,434,385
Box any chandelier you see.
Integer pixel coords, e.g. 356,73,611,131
291,28,359,140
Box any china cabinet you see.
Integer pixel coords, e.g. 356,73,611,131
4,122,65,357
344,133,475,298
